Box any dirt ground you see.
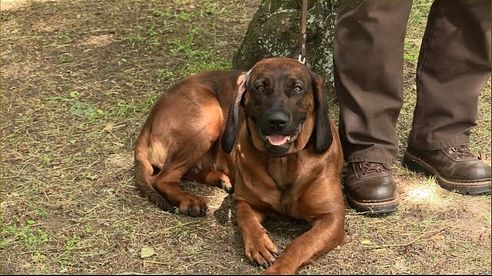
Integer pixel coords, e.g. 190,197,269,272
1,0,491,274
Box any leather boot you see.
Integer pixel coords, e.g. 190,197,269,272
403,145,491,195
344,162,398,215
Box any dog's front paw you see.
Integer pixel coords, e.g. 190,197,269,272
244,233,279,269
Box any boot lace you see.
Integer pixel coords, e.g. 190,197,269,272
359,162,389,176
448,145,475,159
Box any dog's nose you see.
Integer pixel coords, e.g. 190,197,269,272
267,111,290,130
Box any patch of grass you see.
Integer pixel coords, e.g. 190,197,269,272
152,9,174,19
407,1,432,26
202,0,232,17
69,101,105,120
146,24,161,46
2,220,51,250
404,0,431,64
169,29,209,60
156,68,176,80
404,40,419,63
64,234,83,254
112,96,158,118
45,92,107,121
168,28,231,76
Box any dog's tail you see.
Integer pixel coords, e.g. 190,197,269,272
134,132,174,212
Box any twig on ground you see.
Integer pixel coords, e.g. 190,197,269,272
363,226,450,249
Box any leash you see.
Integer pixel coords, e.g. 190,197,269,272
298,0,308,64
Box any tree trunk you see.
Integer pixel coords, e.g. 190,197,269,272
232,0,361,90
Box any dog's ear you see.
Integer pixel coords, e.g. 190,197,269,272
310,71,332,154
221,73,248,153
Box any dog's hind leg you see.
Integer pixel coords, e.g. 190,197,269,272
152,115,224,216
141,86,226,216
134,128,175,212
151,147,212,217
184,168,233,194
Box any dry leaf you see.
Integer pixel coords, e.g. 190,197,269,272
140,246,156,258
361,239,372,245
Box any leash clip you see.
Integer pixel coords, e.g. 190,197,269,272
298,54,306,65
297,0,308,65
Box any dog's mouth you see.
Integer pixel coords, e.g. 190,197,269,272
265,135,291,146
261,121,304,149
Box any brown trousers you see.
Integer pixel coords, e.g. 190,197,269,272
334,0,491,164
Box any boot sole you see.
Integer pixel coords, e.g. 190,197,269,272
403,151,491,195
346,195,398,216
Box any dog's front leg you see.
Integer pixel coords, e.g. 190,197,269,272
264,212,345,275
236,200,280,269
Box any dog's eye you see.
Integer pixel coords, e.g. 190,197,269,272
293,85,303,94
255,84,264,93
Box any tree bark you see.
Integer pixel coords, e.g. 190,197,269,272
232,0,361,90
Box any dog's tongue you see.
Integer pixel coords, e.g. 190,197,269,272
266,135,290,146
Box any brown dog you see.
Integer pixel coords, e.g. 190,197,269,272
134,58,345,274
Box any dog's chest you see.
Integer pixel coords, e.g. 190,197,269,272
267,157,296,191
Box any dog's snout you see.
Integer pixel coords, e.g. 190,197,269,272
267,111,290,130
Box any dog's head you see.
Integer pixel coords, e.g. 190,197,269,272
222,58,332,157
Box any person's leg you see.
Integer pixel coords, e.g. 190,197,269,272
404,0,491,195
334,0,412,214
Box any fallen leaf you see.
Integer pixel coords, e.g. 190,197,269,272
361,239,372,245
103,123,114,132
140,246,156,258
